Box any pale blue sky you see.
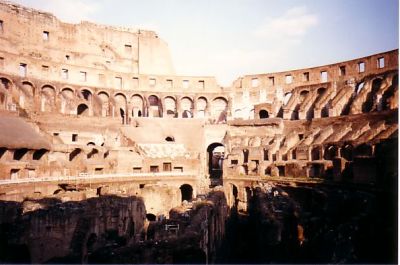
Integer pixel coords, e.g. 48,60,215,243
13,0,399,85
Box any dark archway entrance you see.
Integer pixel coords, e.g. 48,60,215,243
180,184,193,201
231,184,238,208
363,78,382,113
77,104,89,115
207,143,224,179
259,109,269,119
146,213,156,222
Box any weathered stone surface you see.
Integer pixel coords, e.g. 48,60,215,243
0,1,397,264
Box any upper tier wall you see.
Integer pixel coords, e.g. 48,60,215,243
233,49,398,93
0,0,175,77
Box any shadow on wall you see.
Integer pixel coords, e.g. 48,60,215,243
88,190,229,264
217,182,397,264
0,189,230,264
0,195,146,264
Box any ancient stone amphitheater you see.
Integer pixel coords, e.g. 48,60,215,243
0,1,397,264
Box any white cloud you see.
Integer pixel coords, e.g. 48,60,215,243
254,6,318,42
12,0,99,23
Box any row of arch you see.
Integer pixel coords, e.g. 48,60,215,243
0,147,48,161
0,77,230,123
1,73,396,123
315,143,374,161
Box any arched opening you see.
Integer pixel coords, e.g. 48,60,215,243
311,146,320,160
324,146,337,160
33,149,47,160
341,144,353,161
148,95,162,117
299,90,309,104
0,77,11,90
60,88,74,114
148,95,159,106
165,136,175,142
113,93,127,123
180,184,193,201
211,97,228,123
97,92,110,117
14,148,28,160
41,85,56,112
164,96,177,118
87,149,99,159
69,148,82,161
316,87,329,117
87,142,95,146
283,92,292,106
81,89,92,101
77,104,89,116
207,143,224,179
362,78,382,113
316,87,326,99
131,94,144,118
146,213,157,222
181,97,193,118
259,109,269,119
20,81,35,108
196,97,207,118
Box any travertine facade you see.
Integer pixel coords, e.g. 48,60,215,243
0,1,397,263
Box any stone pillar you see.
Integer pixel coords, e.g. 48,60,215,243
320,145,325,160
336,147,341,159
307,147,312,161
176,96,182,118
226,97,232,121
143,96,149,117
161,97,167,118
193,97,198,118
333,157,345,181
314,108,321,119
125,104,129,124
